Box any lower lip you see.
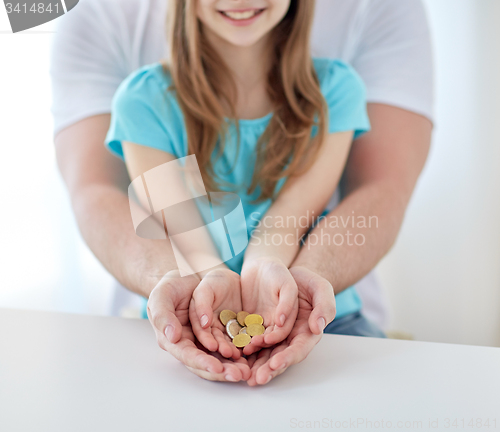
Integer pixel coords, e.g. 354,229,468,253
218,9,265,27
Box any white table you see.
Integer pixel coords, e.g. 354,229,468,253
0,308,499,431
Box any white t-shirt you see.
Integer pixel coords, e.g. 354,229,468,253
49,0,435,328
50,0,434,134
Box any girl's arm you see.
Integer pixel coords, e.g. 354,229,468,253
122,141,230,278
244,130,354,267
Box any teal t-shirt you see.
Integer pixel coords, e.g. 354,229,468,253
105,57,371,319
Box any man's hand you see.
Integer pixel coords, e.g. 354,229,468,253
246,266,336,386
148,270,250,382
240,257,299,355
189,268,243,360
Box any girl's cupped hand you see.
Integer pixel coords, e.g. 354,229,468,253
240,257,299,356
189,268,244,359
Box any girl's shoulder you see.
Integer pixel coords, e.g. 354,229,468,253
115,62,173,100
111,62,182,121
312,57,366,100
311,57,370,138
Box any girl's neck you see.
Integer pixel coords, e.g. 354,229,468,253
203,27,274,118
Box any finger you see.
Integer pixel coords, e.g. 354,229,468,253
192,280,216,329
185,364,243,382
263,320,295,347
248,344,288,386
246,352,258,369
185,354,249,382
268,332,321,372
254,361,288,385
254,344,289,385
222,357,252,381
242,332,266,356
213,328,240,359
247,349,273,386
274,280,298,328
308,282,336,335
189,299,218,352
147,295,184,345
242,325,283,356
163,336,225,375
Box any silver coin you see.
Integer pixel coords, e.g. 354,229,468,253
226,319,242,339
239,327,247,335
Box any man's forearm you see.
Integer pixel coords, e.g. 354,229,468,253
72,182,178,298
291,179,407,294
291,104,433,294
55,114,179,299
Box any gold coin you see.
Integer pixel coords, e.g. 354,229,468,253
219,310,237,326
244,314,264,326
237,311,249,327
239,327,247,335
247,324,265,336
226,319,242,339
233,334,251,348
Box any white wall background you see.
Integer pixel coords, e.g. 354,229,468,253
0,12,116,315
378,0,500,347
0,1,498,346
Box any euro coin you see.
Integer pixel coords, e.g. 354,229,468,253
237,311,249,327
219,310,237,326
247,323,265,336
239,327,248,335
226,319,242,339
244,314,264,326
233,333,251,348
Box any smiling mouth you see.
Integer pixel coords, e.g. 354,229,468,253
218,8,265,21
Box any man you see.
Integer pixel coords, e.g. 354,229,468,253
51,0,433,384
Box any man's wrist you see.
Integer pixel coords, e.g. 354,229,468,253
290,255,338,292
197,262,231,279
132,260,180,298
243,255,285,265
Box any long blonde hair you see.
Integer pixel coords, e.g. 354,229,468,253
164,0,327,202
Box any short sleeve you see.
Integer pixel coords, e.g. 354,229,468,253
351,0,435,122
50,0,129,136
317,58,371,140
105,65,181,160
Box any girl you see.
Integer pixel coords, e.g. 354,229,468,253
105,0,370,365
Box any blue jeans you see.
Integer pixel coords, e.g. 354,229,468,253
323,311,387,338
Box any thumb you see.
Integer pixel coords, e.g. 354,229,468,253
147,289,184,345
192,280,216,329
308,279,336,335
274,278,298,327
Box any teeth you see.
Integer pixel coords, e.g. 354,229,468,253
222,9,260,20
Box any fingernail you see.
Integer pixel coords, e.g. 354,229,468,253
200,314,209,327
225,374,237,382
165,325,174,342
277,363,286,371
279,314,286,326
317,317,326,332
206,367,214,374
265,375,273,384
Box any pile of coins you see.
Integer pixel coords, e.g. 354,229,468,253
219,310,265,347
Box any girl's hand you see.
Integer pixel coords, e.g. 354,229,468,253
189,268,243,359
148,270,250,382
245,266,336,385
240,257,299,356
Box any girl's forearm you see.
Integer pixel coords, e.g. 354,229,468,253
244,132,355,268
244,222,306,267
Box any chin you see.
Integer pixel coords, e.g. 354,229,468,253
222,33,264,48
